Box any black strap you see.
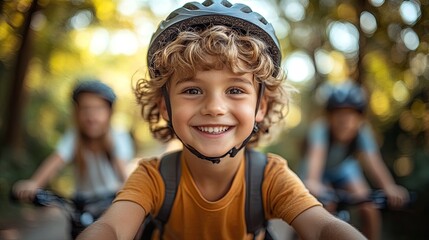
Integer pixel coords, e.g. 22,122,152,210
156,151,182,233
245,149,268,238
152,149,268,238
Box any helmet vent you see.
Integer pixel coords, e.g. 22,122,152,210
166,12,178,21
257,15,268,25
202,0,213,7
219,0,233,8
184,2,200,10
239,6,252,13
203,0,232,8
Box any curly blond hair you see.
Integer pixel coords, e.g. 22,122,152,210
135,25,293,146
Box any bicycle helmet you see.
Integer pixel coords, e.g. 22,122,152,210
72,79,116,106
149,0,277,163
325,80,367,113
147,0,281,77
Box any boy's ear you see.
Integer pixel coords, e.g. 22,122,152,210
159,98,170,121
255,95,268,122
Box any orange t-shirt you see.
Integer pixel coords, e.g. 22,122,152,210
115,152,320,239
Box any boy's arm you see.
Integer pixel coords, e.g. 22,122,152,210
360,152,409,207
304,145,328,196
360,152,396,188
77,200,146,240
291,206,366,240
112,158,129,182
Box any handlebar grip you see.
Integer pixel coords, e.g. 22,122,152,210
33,189,61,206
9,188,60,207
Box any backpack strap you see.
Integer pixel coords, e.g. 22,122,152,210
245,148,268,238
156,150,182,234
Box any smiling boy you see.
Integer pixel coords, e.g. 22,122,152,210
77,0,366,239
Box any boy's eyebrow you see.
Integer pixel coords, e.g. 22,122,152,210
230,77,254,85
175,76,254,86
175,77,194,85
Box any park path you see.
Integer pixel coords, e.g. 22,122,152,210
0,206,70,240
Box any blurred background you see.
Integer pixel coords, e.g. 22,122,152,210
0,0,428,239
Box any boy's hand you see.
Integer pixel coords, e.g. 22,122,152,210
384,184,409,209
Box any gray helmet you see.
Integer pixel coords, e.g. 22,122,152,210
72,79,116,105
147,0,281,77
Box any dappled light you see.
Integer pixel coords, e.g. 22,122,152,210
370,89,390,118
328,21,359,56
369,0,385,7
283,51,315,85
392,80,409,103
399,111,416,133
360,11,377,35
401,28,420,51
110,29,139,55
69,10,94,30
394,156,413,177
282,0,306,22
399,0,421,26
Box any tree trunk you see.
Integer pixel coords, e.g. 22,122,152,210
2,0,39,155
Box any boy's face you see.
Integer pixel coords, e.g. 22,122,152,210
161,67,266,158
328,108,363,143
75,92,112,139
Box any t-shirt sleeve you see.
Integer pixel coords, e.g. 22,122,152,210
356,123,379,153
263,153,321,224
308,119,328,147
55,129,76,163
112,129,135,163
114,159,164,216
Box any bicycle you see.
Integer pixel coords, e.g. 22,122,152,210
316,188,417,223
10,189,115,239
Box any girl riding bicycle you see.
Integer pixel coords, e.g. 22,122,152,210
12,79,135,237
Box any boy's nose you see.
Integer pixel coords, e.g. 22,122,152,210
200,94,227,116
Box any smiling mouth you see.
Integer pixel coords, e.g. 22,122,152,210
197,126,230,134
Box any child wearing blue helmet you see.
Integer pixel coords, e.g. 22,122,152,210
78,1,365,239
301,80,409,239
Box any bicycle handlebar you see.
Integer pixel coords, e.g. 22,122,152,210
317,189,417,209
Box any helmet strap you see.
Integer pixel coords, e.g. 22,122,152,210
161,83,265,164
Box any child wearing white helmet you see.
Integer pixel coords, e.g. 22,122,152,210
13,79,135,237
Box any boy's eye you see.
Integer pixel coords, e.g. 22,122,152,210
227,87,244,95
183,88,202,95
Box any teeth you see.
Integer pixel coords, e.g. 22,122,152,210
198,126,229,134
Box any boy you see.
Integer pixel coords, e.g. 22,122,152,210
77,1,365,239
301,80,409,239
